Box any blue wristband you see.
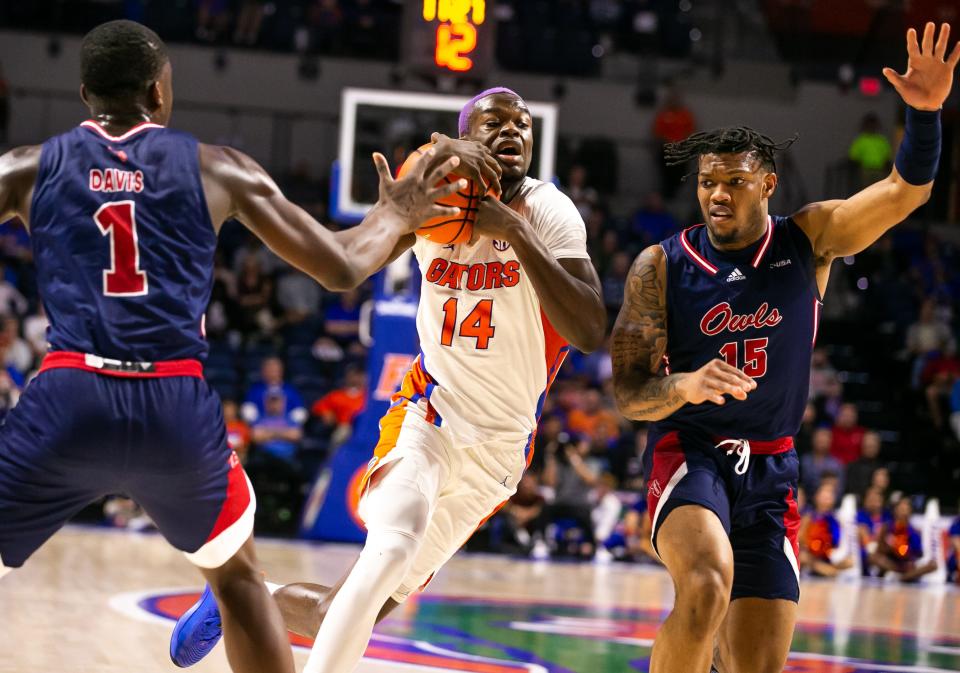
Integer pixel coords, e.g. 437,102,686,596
894,106,941,186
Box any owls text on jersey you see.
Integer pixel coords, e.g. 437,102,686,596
651,216,821,442
410,177,591,445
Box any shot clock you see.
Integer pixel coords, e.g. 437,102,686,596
403,0,496,77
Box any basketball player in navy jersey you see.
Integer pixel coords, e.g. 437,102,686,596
0,20,475,673
612,22,958,673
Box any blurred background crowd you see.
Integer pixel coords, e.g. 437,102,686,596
0,0,957,583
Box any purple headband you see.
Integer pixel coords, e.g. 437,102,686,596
457,87,521,136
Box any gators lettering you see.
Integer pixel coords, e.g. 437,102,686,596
425,259,521,290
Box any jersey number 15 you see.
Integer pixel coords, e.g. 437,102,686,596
94,201,148,297
719,337,768,378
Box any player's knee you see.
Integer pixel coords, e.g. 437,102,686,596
725,649,785,673
676,567,731,634
363,461,435,541
206,567,265,614
202,546,264,604
740,660,785,673
361,528,421,585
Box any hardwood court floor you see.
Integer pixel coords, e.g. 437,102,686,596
1,526,958,672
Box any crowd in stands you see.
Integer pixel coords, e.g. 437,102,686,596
1,0,697,75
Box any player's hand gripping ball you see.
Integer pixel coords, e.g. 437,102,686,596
397,143,500,245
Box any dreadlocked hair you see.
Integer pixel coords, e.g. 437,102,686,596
663,126,798,172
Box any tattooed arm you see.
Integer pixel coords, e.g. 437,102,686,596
611,246,684,420
611,245,756,421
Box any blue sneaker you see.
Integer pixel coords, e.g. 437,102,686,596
169,585,223,667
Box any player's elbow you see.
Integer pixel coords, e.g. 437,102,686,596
321,271,360,293
315,260,363,292
574,326,605,355
612,384,656,422
612,386,638,419
571,307,607,354
891,171,934,209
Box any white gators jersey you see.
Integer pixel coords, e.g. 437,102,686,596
412,177,591,445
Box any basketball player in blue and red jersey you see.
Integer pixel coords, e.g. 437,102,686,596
0,20,473,673
611,22,958,673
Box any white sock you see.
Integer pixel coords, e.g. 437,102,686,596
264,580,283,595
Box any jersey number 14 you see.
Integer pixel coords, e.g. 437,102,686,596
440,298,495,349
94,201,148,297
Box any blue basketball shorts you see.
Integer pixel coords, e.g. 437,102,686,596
0,356,254,570
643,430,801,602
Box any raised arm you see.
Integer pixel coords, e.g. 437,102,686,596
611,245,755,421
199,144,463,291
793,22,958,293
0,145,41,225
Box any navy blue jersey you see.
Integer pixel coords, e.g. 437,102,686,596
651,216,821,441
30,121,216,361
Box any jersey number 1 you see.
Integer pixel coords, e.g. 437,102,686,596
719,338,768,378
94,201,148,296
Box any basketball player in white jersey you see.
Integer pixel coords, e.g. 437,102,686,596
170,88,606,673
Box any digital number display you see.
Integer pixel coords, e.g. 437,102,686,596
423,1,485,72
404,0,494,77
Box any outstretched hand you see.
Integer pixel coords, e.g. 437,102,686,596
372,149,466,233
883,22,960,111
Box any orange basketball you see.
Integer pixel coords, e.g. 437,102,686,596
396,142,497,245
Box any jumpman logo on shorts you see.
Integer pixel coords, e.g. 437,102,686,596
499,475,510,489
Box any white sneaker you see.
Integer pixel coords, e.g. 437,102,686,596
594,547,614,564
531,539,550,560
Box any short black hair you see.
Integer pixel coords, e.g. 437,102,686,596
664,126,797,173
80,20,168,100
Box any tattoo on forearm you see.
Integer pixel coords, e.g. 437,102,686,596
611,247,685,420
632,377,683,414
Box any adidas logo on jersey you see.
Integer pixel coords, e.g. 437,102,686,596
726,268,746,282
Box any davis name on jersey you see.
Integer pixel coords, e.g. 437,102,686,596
410,177,590,445
89,168,145,193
